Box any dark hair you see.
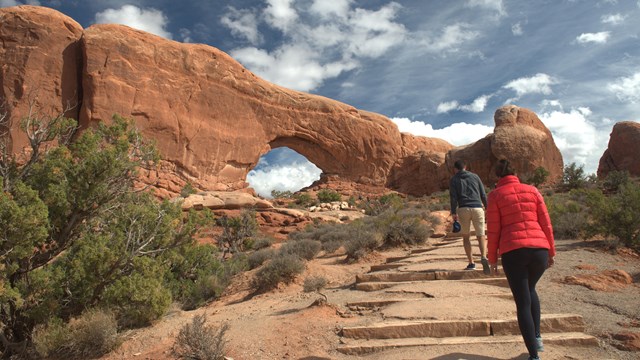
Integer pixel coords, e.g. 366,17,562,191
454,160,466,171
495,159,516,178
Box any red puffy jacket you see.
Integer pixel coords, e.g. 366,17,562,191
486,175,555,264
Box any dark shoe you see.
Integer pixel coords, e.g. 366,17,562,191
481,257,490,275
464,263,476,270
536,336,544,352
528,357,540,360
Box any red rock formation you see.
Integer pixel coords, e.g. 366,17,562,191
448,105,564,186
598,121,640,178
0,6,566,199
0,6,83,153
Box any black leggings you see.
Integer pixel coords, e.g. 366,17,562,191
501,247,549,358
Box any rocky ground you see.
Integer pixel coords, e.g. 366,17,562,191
101,219,639,360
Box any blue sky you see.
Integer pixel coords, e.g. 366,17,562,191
3,0,640,197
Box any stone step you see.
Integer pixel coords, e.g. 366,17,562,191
341,314,585,340
346,299,416,310
356,270,503,283
337,332,599,355
369,263,404,272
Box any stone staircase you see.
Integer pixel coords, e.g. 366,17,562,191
336,235,599,356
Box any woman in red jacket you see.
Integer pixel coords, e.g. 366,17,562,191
487,160,555,360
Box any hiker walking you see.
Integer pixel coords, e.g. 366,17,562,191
486,159,556,360
449,159,490,274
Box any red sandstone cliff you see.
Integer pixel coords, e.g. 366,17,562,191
1,6,565,197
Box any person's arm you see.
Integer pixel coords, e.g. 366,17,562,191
478,176,488,208
486,193,501,267
536,190,556,261
449,178,458,218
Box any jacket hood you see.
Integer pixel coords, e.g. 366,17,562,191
496,175,520,187
456,170,475,179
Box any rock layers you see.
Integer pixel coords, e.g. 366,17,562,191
1,6,565,197
598,121,640,178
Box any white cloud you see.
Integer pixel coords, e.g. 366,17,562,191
503,73,556,99
178,28,192,43
95,5,172,39
420,23,479,52
264,0,298,31
0,0,40,6
539,107,608,173
466,0,506,17
220,7,261,45
601,13,625,25
607,72,640,103
511,22,523,36
437,95,492,113
391,117,493,146
576,31,610,44
310,0,351,19
437,101,460,114
225,2,407,91
247,161,322,198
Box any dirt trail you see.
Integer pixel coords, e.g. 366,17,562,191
103,236,639,360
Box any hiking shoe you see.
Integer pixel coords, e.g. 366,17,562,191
527,357,540,360
536,336,544,352
481,257,490,275
464,263,476,270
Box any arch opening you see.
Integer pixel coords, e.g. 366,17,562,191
247,147,322,198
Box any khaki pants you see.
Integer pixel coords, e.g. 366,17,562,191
457,207,485,236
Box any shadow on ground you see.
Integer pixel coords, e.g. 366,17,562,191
428,353,529,360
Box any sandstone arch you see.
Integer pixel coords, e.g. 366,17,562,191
1,6,565,199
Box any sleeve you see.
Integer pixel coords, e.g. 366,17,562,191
449,178,458,215
478,176,488,208
536,190,555,257
486,192,501,264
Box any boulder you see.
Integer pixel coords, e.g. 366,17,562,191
598,121,640,177
180,191,273,210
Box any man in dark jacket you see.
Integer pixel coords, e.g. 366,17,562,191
449,159,489,274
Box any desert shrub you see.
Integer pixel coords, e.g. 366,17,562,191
173,314,228,360
216,210,258,257
360,193,404,216
602,170,631,193
303,276,328,293
585,182,640,249
32,309,120,359
561,162,588,191
366,208,431,247
180,182,198,197
248,248,276,269
320,240,343,254
278,239,322,260
165,244,226,310
290,192,314,208
343,222,382,260
270,189,293,199
0,113,216,353
545,192,589,239
525,166,550,188
252,236,275,250
316,189,341,203
253,254,305,291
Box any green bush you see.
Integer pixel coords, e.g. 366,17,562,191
180,182,198,197
316,189,341,203
303,276,327,293
525,166,550,187
602,170,631,193
367,209,431,247
248,248,276,269
217,210,258,257
270,189,293,199
254,254,305,291
291,192,314,208
173,314,228,360
343,222,382,260
585,182,640,249
545,192,589,239
252,236,275,250
278,239,322,260
561,162,588,191
360,193,404,215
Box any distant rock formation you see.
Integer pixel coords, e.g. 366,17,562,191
0,6,564,198
598,121,640,178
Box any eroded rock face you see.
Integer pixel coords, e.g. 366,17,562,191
1,6,566,198
0,6,83,153
598,121,640,178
